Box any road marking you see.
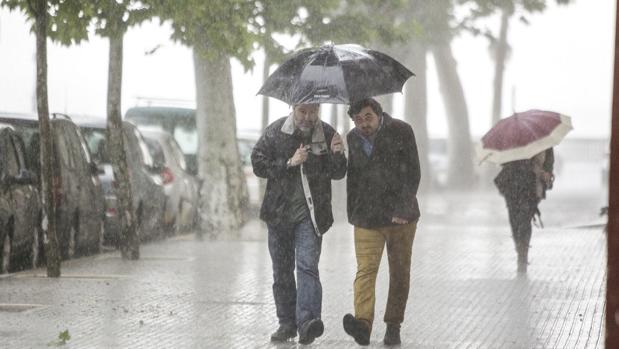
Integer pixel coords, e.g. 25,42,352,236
12,274,128,280
0,303,46,313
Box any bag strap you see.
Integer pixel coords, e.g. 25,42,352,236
300,163,322,237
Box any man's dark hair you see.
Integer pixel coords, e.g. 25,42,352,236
347,97,383,119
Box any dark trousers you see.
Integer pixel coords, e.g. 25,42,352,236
505,195,538,255
268,218,322,330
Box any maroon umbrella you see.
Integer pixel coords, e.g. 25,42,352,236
477,110,573,164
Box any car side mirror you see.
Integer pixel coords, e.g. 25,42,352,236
90,161,104,175
150,155,166,173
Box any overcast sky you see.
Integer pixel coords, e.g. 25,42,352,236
0,0,615,138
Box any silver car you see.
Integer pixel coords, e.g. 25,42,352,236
140,128,199,234
78,119,169,245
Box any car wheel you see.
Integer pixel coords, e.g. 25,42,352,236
175,202,184,235
31,225,40,268
67,224,77,259
1,232,11,274
98,222,104,253
135,205,143,242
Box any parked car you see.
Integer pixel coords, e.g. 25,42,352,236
0,113,104,259
140,128,199,234
0,124,41,273
77,119,168,245
125,106,260,207
237,132,260,208
125,107,198,175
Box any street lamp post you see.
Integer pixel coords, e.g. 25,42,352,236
606,1,619,346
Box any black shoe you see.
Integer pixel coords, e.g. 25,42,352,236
298,318,324,345
383,324,401,346
270,324,297,342
343,313,370,346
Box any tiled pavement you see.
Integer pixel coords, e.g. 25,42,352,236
0,188,607,348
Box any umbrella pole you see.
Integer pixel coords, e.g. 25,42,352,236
607,0,619,346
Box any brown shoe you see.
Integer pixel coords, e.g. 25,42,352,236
343,314,370,345
383,324,401,346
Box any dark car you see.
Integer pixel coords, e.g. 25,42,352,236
0,124,41,273
0,113,104,259
77,119,168,245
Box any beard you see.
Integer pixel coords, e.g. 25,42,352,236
298,127,313,141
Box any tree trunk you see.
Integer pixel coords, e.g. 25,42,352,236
377,95,393,115
404,42,431,192
193,49,248,239
432,42,476,188
106,33,138,260
261,53,271,131
34,0,60,277
372,43,395,115
491,8,511,127
330,104,338,131
341,106,350,134
259,52,271,203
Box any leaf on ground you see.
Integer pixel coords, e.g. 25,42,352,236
47,329,70,347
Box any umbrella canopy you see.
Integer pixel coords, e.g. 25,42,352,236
477,110,573,165
258,44,414,105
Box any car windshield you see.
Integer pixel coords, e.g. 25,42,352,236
83,129,109,163
167,137,187,171
144,137,165,165
134,128,154,167
75,128,92,164
173,125,197,155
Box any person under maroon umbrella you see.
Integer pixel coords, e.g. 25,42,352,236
494,148,555,273
478,110,572,273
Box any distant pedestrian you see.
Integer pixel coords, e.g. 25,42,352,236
251,103,346,344
342,98,421,346
494,147,555,273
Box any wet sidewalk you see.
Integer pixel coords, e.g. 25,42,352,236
0,190,607,348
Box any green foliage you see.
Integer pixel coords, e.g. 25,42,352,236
0,0,154,45
148,0,258,69
147,0,416,68
250,0,336,63
1,0,91,45
92,0,154,38
304,0,414,47
456,0,574,39
47,329,70,346
252,0,416,66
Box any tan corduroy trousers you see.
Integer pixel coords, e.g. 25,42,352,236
353,222,417,332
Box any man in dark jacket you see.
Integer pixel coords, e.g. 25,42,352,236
342,98,420,346
251,103,346,344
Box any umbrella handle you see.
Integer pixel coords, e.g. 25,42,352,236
478,153,492,166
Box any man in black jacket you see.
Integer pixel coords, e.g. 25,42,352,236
251,103,346,344
342,98,420,346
